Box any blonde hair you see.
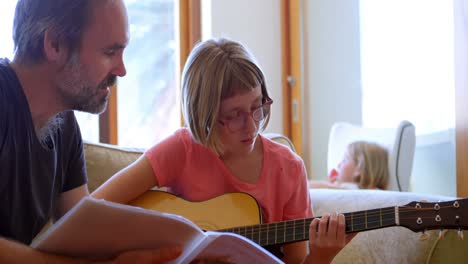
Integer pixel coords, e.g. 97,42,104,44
347,141,390,189
181,38,271,155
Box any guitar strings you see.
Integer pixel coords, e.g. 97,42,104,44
221,204,460,245
226,205,457,234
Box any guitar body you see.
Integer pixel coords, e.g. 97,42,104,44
129,190,262,230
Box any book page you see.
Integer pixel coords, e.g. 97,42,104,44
179,231,284,264
31,197,205,262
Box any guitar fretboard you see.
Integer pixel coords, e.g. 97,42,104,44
220,206,397,246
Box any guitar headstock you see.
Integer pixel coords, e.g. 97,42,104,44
399,198,468,232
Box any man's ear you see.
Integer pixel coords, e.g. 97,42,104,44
43,28,67,62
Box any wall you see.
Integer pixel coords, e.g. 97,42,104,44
302,0,362,179
207,0,283,135
411,129,457,196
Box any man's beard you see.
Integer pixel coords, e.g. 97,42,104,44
56,54,116,114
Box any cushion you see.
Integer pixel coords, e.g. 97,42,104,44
310,189,453,263
428,229,468,264
84,142,143,193
263,133,296,152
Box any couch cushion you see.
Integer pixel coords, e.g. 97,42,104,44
84,142,143,193
428,229,468,264
310,189,455,264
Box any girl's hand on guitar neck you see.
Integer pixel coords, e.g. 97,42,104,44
303,213,355,264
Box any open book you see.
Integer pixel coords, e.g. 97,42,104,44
31,197,282,264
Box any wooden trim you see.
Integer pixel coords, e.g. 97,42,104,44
179,0,201,126
281,0,292,140
289,0,303,156
456,100,468,197
179,0,201,74
179,1,189,71
189,0,201,47
99,84,118,144
455,0,468,197
281,0,303,156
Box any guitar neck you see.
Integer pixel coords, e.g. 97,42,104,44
220,206,397,247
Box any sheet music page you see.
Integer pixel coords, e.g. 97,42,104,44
179,231,283,264
31,197,205,262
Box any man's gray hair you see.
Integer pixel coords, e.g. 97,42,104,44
13,0,95,64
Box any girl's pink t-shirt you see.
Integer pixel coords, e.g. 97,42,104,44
145,128,313,223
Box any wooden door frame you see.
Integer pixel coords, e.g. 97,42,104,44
455,0,468,197
281,0,303,157
179,0,201,74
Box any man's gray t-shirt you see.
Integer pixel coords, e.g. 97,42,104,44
0,59,87,244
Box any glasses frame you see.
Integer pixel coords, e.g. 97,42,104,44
218,99,273,132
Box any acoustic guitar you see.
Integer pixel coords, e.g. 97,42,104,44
130,191,467,252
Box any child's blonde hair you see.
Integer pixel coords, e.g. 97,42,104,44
347,141,390,189
181,38,271,155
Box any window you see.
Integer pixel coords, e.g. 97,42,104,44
360,0,455,136
0,0,16,60
116,0,181,148
80,0,182,148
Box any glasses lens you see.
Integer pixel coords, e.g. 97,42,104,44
225,102,271,132
252,107,265,122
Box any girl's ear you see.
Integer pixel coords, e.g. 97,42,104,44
352,167,361,182
353,174,361,184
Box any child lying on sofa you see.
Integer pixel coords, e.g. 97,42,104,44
309,141,389,190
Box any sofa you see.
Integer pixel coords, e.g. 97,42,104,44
84,139,468,264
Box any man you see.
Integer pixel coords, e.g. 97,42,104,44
0,0,180,262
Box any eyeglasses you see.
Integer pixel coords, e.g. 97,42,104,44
218,99,273,132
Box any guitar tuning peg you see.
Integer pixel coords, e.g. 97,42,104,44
458,228,464,240
438,229,445,240
420,230,430,241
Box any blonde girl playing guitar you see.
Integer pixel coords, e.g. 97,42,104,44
92,38,353,264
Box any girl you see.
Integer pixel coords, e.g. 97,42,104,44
93,38,351,264
309,141,389,190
